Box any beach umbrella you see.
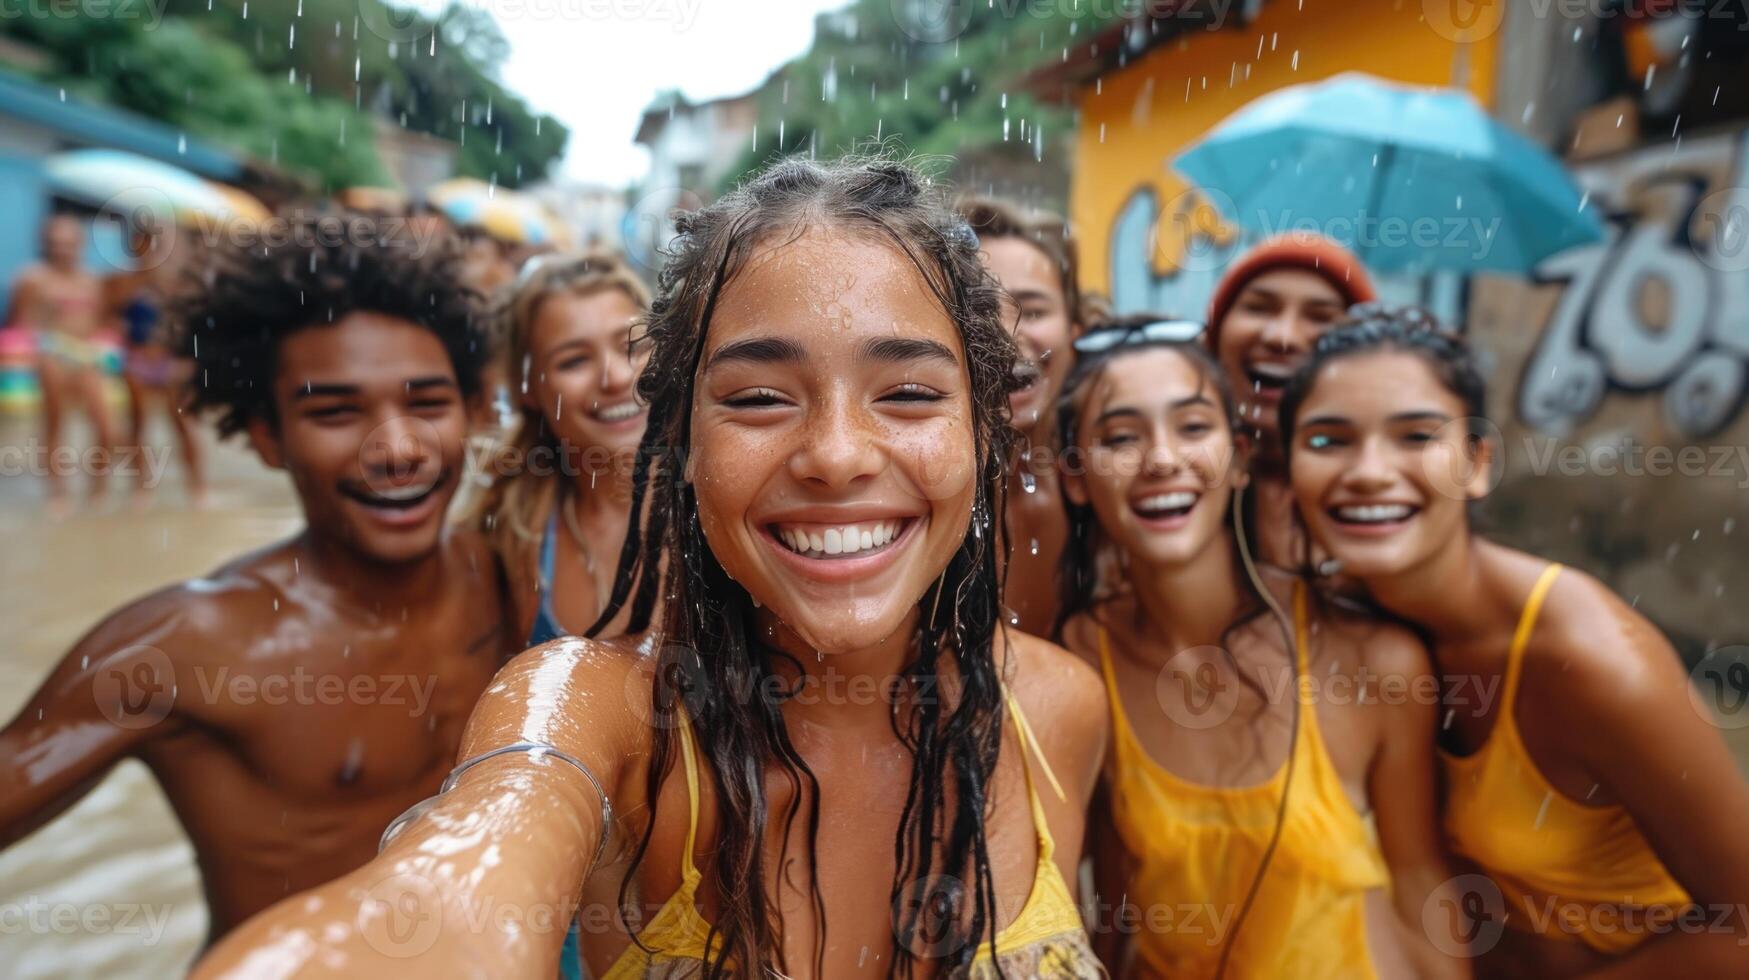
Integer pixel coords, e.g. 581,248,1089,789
44,149,260,229
1173,72,1605,273
427,178,552,244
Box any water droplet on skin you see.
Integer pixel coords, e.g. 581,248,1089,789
1029,538,1039,555
1019,471,1037,494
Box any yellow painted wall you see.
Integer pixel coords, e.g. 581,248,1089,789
1070,0,1497,298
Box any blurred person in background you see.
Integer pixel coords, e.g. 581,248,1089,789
0,219,514,951
5,213,118,517
472,251,652,645
107,220,206,507
1204,234,1375,573
961,196,1085,637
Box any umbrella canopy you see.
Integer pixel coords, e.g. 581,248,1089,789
45,149,262,229
1174,72,1604,273
427,178,552,244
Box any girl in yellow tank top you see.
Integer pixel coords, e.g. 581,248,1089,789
1283,308,1749,976
1052,327,1467,979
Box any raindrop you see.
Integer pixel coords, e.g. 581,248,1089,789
1019,470,1037,494
1029,539,1039,556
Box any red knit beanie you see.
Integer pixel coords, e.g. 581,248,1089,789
1205,233,1377,349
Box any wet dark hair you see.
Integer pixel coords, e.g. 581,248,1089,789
1279,303,1488,453
957,195,1085,329
589,155,1021,978
174,213,487,438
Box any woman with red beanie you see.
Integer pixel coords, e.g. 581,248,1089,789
1205,233,1376,570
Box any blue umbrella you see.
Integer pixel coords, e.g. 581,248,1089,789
1174,72,1604,273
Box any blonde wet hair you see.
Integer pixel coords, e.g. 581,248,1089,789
470,251,652,630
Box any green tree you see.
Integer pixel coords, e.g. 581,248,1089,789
2,0,567,190
712,0,1113,209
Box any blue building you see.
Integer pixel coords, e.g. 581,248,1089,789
0,69,247,313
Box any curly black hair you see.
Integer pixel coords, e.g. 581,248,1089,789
173,212,488,437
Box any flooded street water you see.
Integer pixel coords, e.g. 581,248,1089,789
0,415,300,979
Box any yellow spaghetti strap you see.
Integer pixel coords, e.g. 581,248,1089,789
1292,580,1313,703
1502,564,1563,710
675,712,703,884
1005,691,1067,804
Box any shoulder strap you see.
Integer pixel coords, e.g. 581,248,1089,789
675,712,703,885
1003,690,1067,862
1501,563,1564,714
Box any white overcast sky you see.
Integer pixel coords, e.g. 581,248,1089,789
464,0,851,187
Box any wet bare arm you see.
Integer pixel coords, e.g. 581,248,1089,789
1548,592,1749,978
1363,627,1472,979
0,593,189,847
192,638,647,979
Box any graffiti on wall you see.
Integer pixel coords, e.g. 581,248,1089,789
1105,181,1467,327
1520,130,1749,438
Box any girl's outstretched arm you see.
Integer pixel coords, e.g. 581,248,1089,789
193,638,648,979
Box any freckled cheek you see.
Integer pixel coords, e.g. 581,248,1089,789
689,427,784,556
883,417,977,507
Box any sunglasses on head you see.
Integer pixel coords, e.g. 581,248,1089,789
1072,318,1206,354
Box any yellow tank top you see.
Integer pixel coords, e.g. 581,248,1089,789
1440,563,1689,954
1095,582,1389,980
599,692,1100,979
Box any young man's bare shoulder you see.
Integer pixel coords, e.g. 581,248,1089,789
80,542,302,664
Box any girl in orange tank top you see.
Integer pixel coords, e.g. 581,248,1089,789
1282,306,1749,977
1052,323,1469,979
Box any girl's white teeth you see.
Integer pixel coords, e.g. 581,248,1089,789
594,402,640,422
374,481,435,502
1337,504,1413,523
778,520,903,558
1136,491,1198,514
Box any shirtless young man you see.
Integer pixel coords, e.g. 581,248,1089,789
960,198,1084,637
5,214,116,515
0,223,514,948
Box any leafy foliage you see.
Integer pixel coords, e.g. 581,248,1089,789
712,0,1115,209
2,1,567,190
